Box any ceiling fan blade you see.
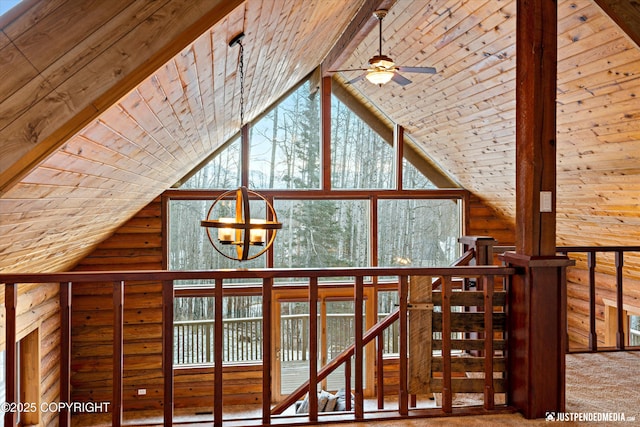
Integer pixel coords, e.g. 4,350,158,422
397,66,437,74
391,72,412,86
347,73,367,84
329,68,369,73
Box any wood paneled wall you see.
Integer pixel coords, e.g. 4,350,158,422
0,282,60,427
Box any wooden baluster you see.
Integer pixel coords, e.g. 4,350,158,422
588,252,597,351
60,282,72,427
441,276,452,413
162,280,174,425
483,275,495,410
5,283,17,427
376,334,384,409
309,277,319,421
398,275,409,416
354,276,364,419
615,251,626,350
214,279,223,427
262,278,273,426
345,358,352,411
113,281,124,427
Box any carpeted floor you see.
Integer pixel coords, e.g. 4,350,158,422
321,351,640,427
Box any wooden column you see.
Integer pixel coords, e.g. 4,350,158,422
506,0,574,419
515,0,557,257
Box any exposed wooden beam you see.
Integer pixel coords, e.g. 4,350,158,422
594,0,640,49
515,0,557,256
321,0,397,76
0,0,244,195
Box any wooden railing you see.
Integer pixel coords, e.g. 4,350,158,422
0,264,515,427
494,245,640,353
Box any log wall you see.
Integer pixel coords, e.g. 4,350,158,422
0,282,60,427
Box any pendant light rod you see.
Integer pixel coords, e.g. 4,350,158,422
373,9,387,56
229,32,246,126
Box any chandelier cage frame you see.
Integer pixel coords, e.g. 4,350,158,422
201,186,282,261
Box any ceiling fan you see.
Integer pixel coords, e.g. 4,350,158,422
335,9,436,86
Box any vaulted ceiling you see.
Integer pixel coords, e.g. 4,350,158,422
1,0,640,273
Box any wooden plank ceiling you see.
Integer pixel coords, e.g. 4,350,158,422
1,0,640,273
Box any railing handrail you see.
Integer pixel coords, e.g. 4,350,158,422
0,265,515,284
270,308,401,415
494,245,640,254
493,245,640,353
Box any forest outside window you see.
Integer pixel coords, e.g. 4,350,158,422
167,73,465,367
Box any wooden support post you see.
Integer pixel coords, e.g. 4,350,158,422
5,283,17,427
60,282,72,427
214,279,224,427
309,277,319,422
515,0,557,257
508,0,576,419
262,278,273,426
113,281,124,427
354,277,364,419
398,275,409,416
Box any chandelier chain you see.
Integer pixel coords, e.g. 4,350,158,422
238,40,245,127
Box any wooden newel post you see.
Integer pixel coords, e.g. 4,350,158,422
459,236,497,266
501,252,573,419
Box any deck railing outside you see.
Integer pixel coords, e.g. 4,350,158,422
174,312,400,365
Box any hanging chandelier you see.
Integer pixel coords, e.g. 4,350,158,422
201,186,282,261
200,33,282,261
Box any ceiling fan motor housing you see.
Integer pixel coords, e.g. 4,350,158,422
369,54,395,69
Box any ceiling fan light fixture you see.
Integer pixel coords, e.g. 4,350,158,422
369,54,395,69
366,69,394,85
